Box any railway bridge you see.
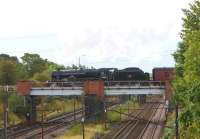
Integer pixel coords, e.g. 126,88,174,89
16,80,171,123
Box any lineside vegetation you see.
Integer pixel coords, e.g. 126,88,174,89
172,0,200,138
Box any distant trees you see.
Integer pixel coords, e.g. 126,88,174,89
20,53,66,82
0,60,17,85
0,53,66,123
173,0,200,138
0,53,66,83
0,52,93,125
21,53,48,77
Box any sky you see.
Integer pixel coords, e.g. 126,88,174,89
0,0,193,72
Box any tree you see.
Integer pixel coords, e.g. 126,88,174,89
173,42,186,77
21,53,48,77
0,54,19,63
0,60,17,85
47,61,65,71
32,70,51,82
0,54,28,81
72,64,79,70
173,0,200,138
31,61,65,82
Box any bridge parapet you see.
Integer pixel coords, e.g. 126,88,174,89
16,80,166,96
0,85,16,92
104,81,165,87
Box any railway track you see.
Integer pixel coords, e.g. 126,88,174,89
149,107,163,139
4,102,119,139
143,103,165,139
103,101,163,139
6,109,83,139
22,110,83,139
25,102,120,139
134,103,160,139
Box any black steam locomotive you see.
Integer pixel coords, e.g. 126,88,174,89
51,67,149,81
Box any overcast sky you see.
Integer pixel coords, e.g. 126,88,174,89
0,0,193,72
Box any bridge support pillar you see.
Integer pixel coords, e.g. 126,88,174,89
85,95,104,121
16,81,37,123
26,96,37,123
84,81,105,121
137,95,146,103
120,95,129,103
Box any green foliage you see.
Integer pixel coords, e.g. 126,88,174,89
181,1,200,39
183,31,200,81
21,53,66,81
172,1,200,138
72,64,79,70
37,97,81,120
69,124,82,135
0,53,67,125
173,42,186,77
0,54,19,63
0,92,25,126
32,70,51,82
47,61,65,71
8,93,26,116
162,118,175,139
107,99,138,123
0,54,27,82
19,53,65,82
0,60,17,85
21,53,48,77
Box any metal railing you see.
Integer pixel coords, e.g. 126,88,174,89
0,86,16,92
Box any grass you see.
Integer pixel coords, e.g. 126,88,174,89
0,103,23,128
107,99,138,123
37,98,81,121
56,98,139,139
57,123,108,139
162,112,175,139
0,97,82,127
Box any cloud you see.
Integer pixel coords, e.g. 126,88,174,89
0,0,193,72
55,26,177,71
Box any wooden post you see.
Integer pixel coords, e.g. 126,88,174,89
3,86,8,139
104,109,107,129
74,97,76,121
128,99,129,115
175,105,179,139
81,117,85,139
41,111,44,139
120,104,122,121
104,96,107,129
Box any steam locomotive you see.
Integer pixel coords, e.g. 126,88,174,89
51,67,150,81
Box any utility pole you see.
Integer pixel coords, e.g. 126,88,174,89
41,111,44,139
175,104,179,139
78,56,80,68
81,117,85,139
78,55,86,69
3,85,8,139
128,100,129,115
120,104,122,121
74,97,76,121
81,93,85,139
104,109,107,129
